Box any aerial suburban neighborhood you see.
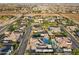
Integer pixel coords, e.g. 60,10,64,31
0,3,79,55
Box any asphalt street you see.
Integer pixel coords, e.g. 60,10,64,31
16,26,32,55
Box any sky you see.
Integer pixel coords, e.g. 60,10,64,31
0,0,79,3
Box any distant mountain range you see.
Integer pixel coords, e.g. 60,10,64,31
0,3,79,7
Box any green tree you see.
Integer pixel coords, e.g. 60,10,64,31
72,49,79,55
61,32,68,37
8,24,18,32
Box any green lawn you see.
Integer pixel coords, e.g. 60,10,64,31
42,21,57,29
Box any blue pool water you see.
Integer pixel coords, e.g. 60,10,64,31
42,38,49,44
